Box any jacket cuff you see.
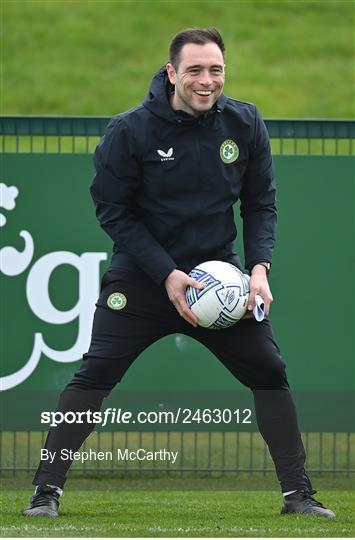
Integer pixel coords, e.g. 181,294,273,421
246,258,272,272
156,263,178,286
139,257,177,286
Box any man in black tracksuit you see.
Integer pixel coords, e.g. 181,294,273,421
24,28,335,518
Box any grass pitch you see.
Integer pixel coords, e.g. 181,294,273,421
1,481,354,538
3,0,354,118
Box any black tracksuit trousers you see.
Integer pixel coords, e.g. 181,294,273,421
33,266,310,492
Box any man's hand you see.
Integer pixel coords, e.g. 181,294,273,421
247,264,273,317
164,269,204,327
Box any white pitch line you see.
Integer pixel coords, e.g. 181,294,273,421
1,523,351,536
0,524,100,532
148,524,349,534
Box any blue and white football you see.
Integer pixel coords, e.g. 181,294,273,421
186,260,250,329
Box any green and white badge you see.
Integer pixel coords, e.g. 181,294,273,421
107,292,127,310
220,139,239,164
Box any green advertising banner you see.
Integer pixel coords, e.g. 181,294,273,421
1,153,354,431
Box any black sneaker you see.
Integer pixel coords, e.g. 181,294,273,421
23,485,60,517
281,490,335,518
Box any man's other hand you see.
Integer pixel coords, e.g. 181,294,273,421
247,264,273,316
164,269,204,327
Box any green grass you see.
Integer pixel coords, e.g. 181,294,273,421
1,486,354,537
2,474,354,492
2,0,354,118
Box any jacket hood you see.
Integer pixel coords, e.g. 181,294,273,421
143,66,228,124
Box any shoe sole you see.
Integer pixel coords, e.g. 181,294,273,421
23,508,59,517
281,508,336,519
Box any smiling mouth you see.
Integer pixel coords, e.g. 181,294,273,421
194,90,213,97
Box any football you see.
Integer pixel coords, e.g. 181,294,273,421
186,260,250,329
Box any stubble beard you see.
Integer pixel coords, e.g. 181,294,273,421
176,88,219,117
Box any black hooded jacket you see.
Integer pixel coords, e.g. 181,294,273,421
91,67,276,285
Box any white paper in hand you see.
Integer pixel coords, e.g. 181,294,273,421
253,294,265,322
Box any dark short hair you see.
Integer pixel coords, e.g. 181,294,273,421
169,27,225,69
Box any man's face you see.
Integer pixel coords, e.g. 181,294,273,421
166,42,225,116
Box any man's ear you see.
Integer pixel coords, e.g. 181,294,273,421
166,63,177,85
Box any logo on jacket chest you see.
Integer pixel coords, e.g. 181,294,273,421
220,139,239,164
157,147,174,161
